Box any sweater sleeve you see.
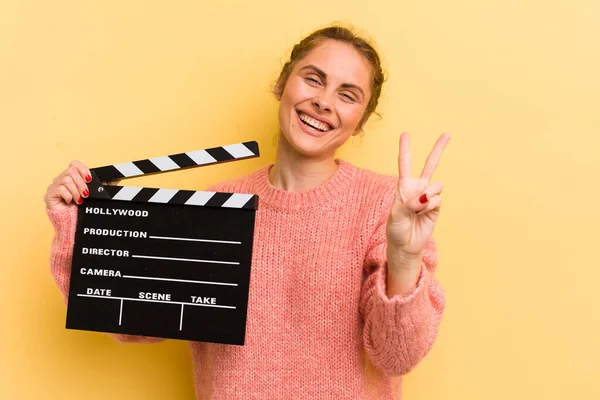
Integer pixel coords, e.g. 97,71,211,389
46,205,166,344
359,217,446,377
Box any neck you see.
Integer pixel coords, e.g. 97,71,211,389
269,134,339,192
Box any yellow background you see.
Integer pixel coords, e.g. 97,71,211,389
1,1,598,399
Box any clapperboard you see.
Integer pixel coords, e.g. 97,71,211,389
66,141,259,345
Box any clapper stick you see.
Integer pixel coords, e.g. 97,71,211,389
87,141,260,209
66,141,260,345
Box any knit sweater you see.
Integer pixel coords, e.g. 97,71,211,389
46,159,445,399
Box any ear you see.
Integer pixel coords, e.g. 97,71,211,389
354,111,372,135
274,73,286,101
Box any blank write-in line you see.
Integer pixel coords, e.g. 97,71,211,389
122,274,238,287
149,235,241,245
77,294,236,309
131,254,239,265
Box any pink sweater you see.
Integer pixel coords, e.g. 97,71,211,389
47,159,445,399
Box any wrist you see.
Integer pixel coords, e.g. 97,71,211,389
386,246,423,297
386,245,422,271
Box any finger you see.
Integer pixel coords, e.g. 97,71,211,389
420,133,451,181
398,188,408,204
44,184,68,208
70,160,93,184
398,132,411,179
60,175,83,205
416,195,442,215
65,165,91,198
57,185,74,205
409,181,444,213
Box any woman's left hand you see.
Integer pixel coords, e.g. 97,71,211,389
386,132,451,258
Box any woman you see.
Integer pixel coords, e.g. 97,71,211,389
44,25,450,399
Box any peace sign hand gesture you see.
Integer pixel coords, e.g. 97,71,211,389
386,132,451,259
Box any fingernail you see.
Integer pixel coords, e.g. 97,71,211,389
419,193,428,204
77,198,83,205
398,189,407,204
85,175,92,183
82,189,89,197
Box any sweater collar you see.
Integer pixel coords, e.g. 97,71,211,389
251,159,357,212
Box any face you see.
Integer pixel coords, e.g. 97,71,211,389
276,39,372,160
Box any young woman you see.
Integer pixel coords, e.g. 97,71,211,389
44,25,450,399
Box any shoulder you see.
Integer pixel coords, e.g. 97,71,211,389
340,159,397,200
336,160,398,229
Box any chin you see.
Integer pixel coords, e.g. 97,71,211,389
280,130,334,159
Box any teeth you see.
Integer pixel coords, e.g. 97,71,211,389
299,112,331,132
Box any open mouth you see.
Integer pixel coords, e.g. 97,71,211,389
297,111,333,132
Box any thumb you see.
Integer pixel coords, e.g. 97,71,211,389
391,190,429,219
411,181,444,214
391,180,429,217
410,191,430,214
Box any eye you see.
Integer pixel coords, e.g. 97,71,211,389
340,92,357,102
304,76,321,86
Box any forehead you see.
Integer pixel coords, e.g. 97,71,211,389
295,40,372,94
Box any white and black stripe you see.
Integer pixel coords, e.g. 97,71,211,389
102,186,257,210
91,141,259,183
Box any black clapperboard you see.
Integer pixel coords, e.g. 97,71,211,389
66,141,259,345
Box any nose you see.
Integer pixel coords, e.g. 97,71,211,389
311,92,332,113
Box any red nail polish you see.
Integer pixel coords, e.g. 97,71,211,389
85,175,92,183
82,189,89,197
419,193,428,204
77,198,83,205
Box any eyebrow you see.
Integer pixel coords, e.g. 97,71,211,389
299,65,365,98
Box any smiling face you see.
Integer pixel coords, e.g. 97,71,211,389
276,39,373,160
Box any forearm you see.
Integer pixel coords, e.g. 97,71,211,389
386,245,422,297
109,333,166,344
47,206,78,301
47,207,165,345
361,260,444,376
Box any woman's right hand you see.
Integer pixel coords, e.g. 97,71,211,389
44,160,92,211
